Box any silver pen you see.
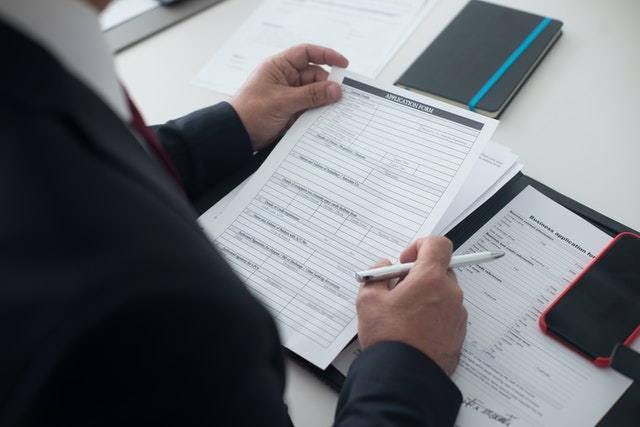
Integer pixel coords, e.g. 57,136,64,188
355,251,505,282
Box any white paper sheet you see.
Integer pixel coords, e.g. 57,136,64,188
192,0,436,95
454,186,632,426
433,142,522,235
436,161,522,235
201,68,497,368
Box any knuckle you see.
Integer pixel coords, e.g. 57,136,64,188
304,85,321,107
461,306,469,323
355,288,378,312
430,268,452,286
355,293,367,314
453,285,465,305
356,289,370,305
431,235,453,251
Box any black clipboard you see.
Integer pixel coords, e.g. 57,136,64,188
287,172,639,426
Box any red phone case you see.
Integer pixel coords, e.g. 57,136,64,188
539,232,640,366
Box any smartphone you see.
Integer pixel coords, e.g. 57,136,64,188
539,232,640,366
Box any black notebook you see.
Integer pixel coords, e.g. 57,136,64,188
395,0,563,118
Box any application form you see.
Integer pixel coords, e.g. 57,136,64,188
452,186,631,427
199,141,521,231
202,68,497,368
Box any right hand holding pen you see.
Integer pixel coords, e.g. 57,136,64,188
356,236,467,376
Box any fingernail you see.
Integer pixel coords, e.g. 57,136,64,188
326,83,340,101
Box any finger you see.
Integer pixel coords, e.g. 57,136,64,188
398,239,419,264
400,236,452,281
284,44,349,70
298,64,330,86
415,236,453,269
283,81,342,112
358,259,392,293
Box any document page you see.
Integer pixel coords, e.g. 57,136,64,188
433,143,521,235
452,186,631,427
193,0,436,95
199,142,521,232
202,68,497,368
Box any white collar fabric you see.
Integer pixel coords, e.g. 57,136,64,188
0,0,131,121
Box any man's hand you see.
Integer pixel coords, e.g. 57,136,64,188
356,236,467,376
229,44,349,152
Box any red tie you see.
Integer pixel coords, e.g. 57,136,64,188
125,92,184,190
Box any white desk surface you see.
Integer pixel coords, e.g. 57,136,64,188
115,0,640,425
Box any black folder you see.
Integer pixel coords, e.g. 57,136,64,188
288,171,638,427
395,1,563,118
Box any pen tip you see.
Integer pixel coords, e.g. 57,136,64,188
493,251,505,258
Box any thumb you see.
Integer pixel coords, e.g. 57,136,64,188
288,81,342,112
358,259,392,293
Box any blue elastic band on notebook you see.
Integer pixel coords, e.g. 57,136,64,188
468,17,552,112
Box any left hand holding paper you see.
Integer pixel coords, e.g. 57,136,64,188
229,43,349,151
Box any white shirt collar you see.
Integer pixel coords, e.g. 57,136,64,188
0,0,131,121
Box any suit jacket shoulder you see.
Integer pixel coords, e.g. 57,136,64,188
0,20,289,427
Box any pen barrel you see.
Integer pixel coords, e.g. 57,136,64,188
448,251,502,269
355,251,504,282
355,262,414,282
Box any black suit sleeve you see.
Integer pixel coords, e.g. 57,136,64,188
335,342,463,427
153,102,254,199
